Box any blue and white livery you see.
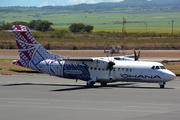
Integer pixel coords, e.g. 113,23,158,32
11,25,176,88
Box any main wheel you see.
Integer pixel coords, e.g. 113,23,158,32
86,82,94,87
160,85,165,88
100,82,107,87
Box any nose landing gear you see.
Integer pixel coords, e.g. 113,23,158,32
159,82,166,88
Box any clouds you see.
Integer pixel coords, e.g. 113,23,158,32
48,0,123,6
68,0,123,5
0,0,124,7
39,2,49,7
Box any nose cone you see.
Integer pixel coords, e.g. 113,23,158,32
166,70,176,80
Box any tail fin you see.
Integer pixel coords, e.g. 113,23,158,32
12,25,65,60
12,25,66,69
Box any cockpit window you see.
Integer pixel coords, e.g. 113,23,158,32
151,66,155,70
152,66,166,70
160,66,166,69
155,66,160,69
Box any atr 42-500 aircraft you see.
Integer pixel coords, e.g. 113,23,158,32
9,25,176,88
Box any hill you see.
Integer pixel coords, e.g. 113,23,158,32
151,0,179,3
0,0,180,29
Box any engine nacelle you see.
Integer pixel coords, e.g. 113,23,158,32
84,59,109,69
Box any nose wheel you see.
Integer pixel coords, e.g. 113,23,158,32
159,82,166,88
160,85,165,88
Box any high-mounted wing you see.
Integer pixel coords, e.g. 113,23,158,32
57,57,114,70
62,58,93,62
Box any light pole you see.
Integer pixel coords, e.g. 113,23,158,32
145,23,147,30
172,20,174,36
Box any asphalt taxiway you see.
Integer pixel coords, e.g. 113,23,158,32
1,75,180,120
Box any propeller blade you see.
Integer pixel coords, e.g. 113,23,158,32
107,61,115,77
133,48,137,61
109,69,111,77
106,52,115,77
137,49,140,60
133,49,140,61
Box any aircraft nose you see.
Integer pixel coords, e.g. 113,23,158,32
166,71,176,80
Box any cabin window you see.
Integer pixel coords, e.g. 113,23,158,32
94,68,97,70
126,68,128,72
122,68,124,71
118,68,120,71
114,68,116,71
98,68,101,70
130,68,132,72
90,67,93,70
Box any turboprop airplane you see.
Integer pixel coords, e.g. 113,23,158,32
9,25,176,88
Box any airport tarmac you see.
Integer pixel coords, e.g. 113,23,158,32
0,75,180,120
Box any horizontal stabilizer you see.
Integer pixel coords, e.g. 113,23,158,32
3,30,37,32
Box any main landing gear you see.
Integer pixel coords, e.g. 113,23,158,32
159,82,166,88
86,80,96,87
86,80,107,87
86,81,95,87
100,82,107,87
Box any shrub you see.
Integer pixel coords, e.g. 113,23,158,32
32,32,41,38
8,43,16,49
50,29,71,38
73,46,78,50
0,44,5,49
44,43,51,50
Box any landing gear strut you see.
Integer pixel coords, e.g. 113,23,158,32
86,82,95,87
86,79,96,87
100,82,107,87
159,82,166,88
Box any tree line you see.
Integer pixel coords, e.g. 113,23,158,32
0,20,53,32
0,20,94,33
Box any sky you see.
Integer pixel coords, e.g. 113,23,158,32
0,0,124,7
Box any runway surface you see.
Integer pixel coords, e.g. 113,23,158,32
0,75,180,120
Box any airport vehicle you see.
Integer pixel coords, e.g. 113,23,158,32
10,25,176,88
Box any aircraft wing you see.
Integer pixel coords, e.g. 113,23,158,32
56,57,110,69
124,54,135,58
61,58,93,62
56,57,94,64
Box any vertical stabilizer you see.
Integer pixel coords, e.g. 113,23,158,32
13,25,38,60
13,25,65,60
12,25,66,69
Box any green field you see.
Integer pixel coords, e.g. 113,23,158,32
0,7,180,50
0,11,180,31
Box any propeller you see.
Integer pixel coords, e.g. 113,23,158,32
133,49,140,61
106,53,115,77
